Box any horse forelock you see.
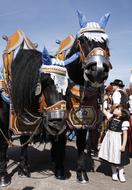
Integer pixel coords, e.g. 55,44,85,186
11,49,42,114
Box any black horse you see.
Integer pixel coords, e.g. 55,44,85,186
0,89,10,186
65,11,112,183
0,48,68,187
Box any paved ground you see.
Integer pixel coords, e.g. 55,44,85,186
1,140,132,190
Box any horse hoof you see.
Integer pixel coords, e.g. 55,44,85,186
77,171,89,184
0,174,11,187
55,169,66,180
18,165,31,177
91,150,98,157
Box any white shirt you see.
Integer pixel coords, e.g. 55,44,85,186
112,89,123,105
103,100,108,110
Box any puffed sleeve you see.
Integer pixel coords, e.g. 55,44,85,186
122,121,130,130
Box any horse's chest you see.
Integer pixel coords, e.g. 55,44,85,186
67,85,101,129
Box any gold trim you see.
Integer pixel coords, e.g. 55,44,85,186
80,28,105,34
88,47,108,57
46,100,66,112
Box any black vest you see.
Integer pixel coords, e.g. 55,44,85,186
109,118,122,132
118,90,128,108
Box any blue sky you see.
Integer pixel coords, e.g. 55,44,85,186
0,0,132,87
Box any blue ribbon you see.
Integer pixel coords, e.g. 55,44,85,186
1,92,10,104
42,46,52,65
64,52,80,65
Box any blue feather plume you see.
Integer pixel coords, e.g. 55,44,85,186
99,13,110,29
42,46,52,65
76,10,87,28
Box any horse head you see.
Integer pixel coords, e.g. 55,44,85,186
11,48,68,136
39,48,69,135
65,11,112,88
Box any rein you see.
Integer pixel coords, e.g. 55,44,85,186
77,39,109,65
80,81,87,106
77,40,89,64
0,110,43,147
45,118,66,136
0,99,67,146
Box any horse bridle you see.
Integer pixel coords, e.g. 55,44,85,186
77,39,110,67
77,39,111,87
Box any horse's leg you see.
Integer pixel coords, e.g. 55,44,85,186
50,131,67,180
0,101,11,187
89,128,99,157
18,135,30,177
85,129,98,172
0,145,11,187
76,129,89,183
0,129,11,186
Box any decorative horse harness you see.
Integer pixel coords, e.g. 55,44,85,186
0,30,67,138
55,34,111,129
0,29,111,138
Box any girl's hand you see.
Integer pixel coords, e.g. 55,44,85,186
120,145,125,152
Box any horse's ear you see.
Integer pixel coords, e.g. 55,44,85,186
99,13,110,29
76,10,87,28
42,46,52,65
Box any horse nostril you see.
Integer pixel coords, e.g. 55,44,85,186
91,65,96,71
103,63,109,72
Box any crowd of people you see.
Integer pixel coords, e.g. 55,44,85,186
97,79,132,183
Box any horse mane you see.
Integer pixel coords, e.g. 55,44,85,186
66,35,110,86
11,49,42,114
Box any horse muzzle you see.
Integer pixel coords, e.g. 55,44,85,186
84,55,110,87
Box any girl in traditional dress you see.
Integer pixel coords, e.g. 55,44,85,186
98,105,130,182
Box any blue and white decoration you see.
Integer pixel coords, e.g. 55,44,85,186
77,10,110,42
42,46,80,67
40,47,73,95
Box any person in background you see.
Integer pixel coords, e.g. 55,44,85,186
98,85,113,145
127,94,132,155
110,79,128,110
98,105,130,182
